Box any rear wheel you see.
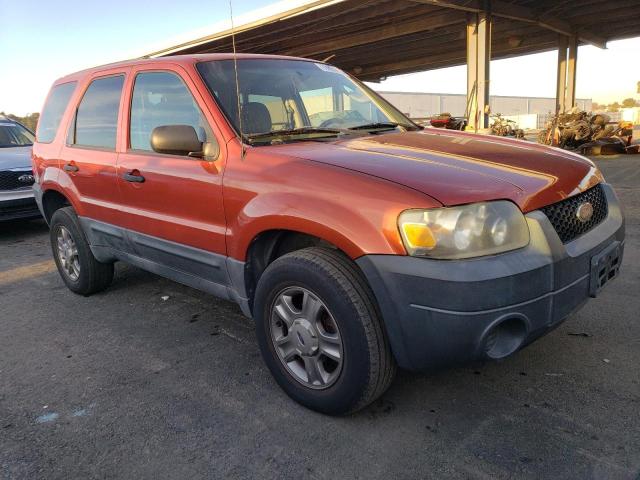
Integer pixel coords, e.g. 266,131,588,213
254,247,396,415
50,207,114,295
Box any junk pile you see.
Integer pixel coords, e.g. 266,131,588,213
490,114,524,139
538,109,636,155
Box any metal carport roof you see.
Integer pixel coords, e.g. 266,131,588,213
146,0,640,82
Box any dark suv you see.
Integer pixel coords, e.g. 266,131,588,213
0,116,40,221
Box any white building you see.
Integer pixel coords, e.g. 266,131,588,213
377,91,592,128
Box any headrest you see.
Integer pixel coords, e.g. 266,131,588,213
241,102,272,135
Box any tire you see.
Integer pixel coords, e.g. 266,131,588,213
50,207,114,295
253,247,396,415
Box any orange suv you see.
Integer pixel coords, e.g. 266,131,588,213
33,54,625,414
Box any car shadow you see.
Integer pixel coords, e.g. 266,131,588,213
0,218,48,242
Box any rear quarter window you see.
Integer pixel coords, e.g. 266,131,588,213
36,81,77,143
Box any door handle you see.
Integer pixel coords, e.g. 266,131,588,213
63,163,79,172
123,171,145,183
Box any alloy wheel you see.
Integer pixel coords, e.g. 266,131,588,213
56,226,80,281
269,286,343,389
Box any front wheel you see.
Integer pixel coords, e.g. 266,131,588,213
253,247,396,415
50,207,114,295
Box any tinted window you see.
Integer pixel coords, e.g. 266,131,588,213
72,75,124,149
36,82,77,143
130,71,212,152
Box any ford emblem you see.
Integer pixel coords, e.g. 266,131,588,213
18,174,35,184
576,202,594,223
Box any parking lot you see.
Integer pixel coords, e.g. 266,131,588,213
1,156,638,479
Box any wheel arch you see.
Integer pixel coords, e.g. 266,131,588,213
242,229,350,313
41,187,74,223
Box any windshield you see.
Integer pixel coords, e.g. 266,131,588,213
0,122,35,147
196,58,418,143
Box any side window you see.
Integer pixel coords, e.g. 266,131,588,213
36,82,77,143
71,75,124,149
130,71,212,153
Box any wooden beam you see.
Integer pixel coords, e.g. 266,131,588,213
285,25,464,61
355,30,560,79
224,0,410,53
410,0,607,48
149,0,347,57
329,19,544,66
357,50,466,78
287,11,466,58
408,0,482,13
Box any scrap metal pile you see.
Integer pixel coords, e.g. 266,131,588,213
428,113,525,138
490,114,524,139
538,109,636,155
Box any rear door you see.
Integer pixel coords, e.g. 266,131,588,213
59,69,128,227
116,65,227,276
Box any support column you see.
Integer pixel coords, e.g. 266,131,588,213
466,15,478,128
556,35,568,114
566,35,578,110
466,10,492,131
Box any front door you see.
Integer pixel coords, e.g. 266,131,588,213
116,66,227,282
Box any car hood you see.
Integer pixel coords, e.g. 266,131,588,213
0,146,33,170
265,130,601,212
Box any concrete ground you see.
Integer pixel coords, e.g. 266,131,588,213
1,156,639,480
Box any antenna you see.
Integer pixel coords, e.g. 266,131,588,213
228,0,245,159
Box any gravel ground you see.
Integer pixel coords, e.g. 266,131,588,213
0,156,638,480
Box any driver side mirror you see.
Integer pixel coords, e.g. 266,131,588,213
150,125,219,161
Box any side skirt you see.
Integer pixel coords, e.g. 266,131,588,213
78,217,252,317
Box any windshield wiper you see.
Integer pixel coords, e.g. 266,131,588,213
246,127,343,142
348,122,418,131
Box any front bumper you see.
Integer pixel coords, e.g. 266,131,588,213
357,183,625,371
0,189,41,221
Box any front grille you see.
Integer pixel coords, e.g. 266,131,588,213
541,184,608,243
0,170,34,191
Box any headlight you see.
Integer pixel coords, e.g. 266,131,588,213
398,201,529,259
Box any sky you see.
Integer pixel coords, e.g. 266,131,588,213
1,0,639,116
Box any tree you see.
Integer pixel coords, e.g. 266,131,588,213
622,98,638,108
608,102,621,112
0,111,39,131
